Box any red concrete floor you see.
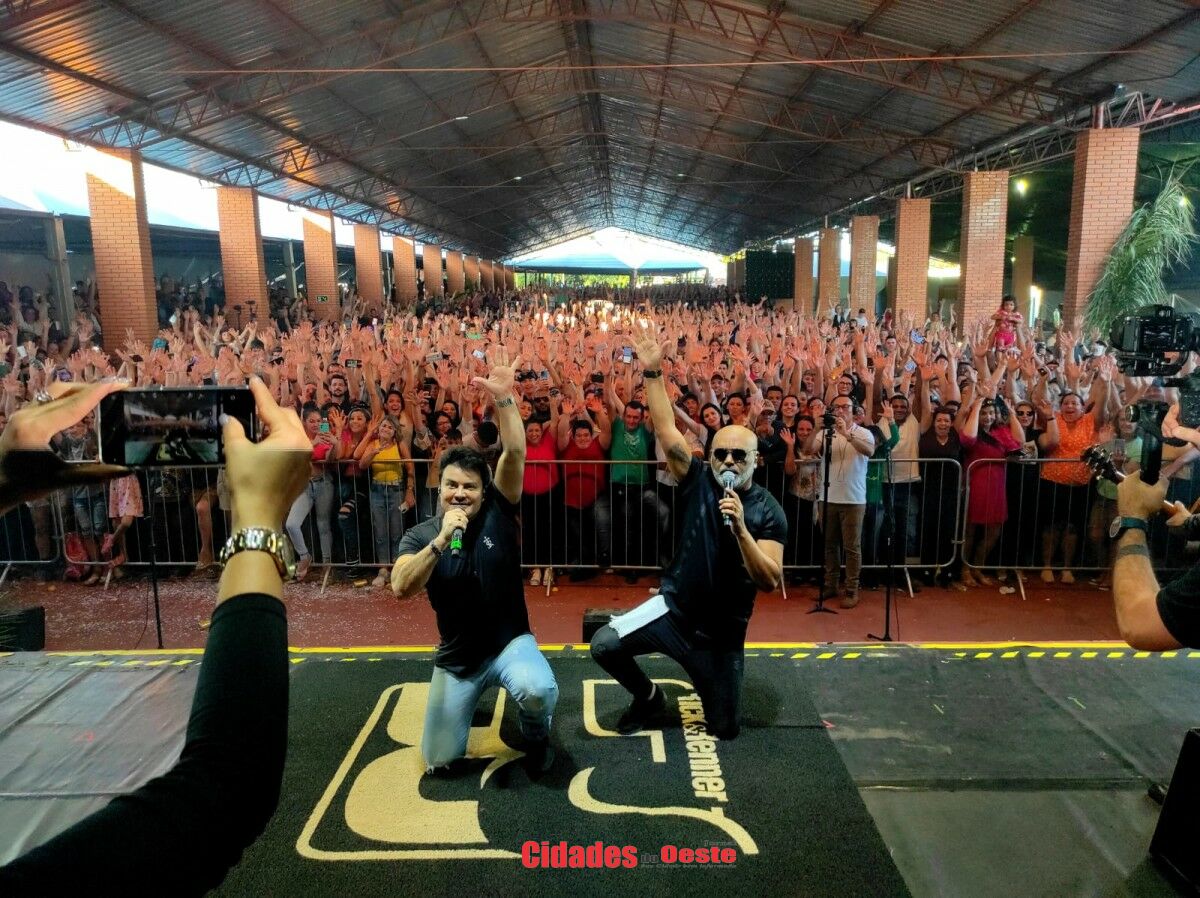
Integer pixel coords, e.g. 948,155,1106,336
9,569,1124,652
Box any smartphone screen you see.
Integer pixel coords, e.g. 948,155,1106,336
99,387,256,467
319,421,330,434
622,347,633,364
473,349,486,360
904,359,917,373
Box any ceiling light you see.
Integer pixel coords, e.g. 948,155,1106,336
1014,178,1028,196
455,116,469,121
514,175,522,181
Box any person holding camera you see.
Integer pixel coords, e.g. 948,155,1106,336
1110,403,1200,649
0,376,312,894
803,394,876,608
390,351,559,775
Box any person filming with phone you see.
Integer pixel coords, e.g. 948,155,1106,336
0,376,313,894
1110,402,1200,649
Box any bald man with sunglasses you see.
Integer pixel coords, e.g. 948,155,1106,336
590,327,785,739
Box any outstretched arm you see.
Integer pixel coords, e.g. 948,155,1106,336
473,350,525,505
634,327,692,482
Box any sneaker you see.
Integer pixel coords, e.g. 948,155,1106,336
1060,570,1075,585
617,684,666,735
529,568,542,586
1040,569,1055,584
839,591,860,609
522,738,555,776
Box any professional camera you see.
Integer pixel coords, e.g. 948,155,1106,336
1110,305,1200,377
1107,305,1200,483
822,411,837,431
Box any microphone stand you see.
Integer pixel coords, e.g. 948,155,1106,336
809,420,837,615
868,437,896,642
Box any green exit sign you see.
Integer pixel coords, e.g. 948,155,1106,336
316,294,330,303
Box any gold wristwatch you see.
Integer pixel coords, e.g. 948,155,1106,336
218,527,298,580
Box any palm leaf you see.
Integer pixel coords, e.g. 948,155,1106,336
1084,172,1196,338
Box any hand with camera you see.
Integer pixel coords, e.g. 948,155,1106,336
1162,402,1200,450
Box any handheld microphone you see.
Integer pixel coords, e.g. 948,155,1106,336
720,470,737,528
450,528,464,557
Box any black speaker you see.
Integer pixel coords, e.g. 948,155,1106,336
1150,728,1200,891
744,251,794,301
0,605,46,651
582,608,624,643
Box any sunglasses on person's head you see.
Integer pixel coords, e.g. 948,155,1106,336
712,447,751,464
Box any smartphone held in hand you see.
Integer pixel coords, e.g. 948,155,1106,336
99,387,257,467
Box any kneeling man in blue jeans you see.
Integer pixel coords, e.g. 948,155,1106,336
392,351,557,774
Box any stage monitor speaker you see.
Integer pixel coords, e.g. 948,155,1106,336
744,250,794,301
582,608,624,643
0,605,46,651
1150,727,1200,891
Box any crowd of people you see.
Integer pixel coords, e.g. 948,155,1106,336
1,271,1197,602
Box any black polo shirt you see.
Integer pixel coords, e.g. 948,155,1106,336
397,483,530,676
661,457,787,648
1157,561,1200,648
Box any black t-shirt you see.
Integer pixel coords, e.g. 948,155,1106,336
1157,561,1200,648
661,457,787,648
397,483,530,676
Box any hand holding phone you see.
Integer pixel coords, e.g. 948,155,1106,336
100,387,257,467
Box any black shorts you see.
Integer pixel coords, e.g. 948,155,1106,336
1040,480,1091,531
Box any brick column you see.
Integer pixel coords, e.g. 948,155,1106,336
886,254,897,306
445,250,464,295
817,228,840,311
215,187,268,319
733,257,745,292
504,265,515,291
793,238,814,313
1062,128,1140,326
422,243,443,298
301,208,339,322
893,197,930,322
958,170,1009,327
83,147,157,347
480,259,495,291
726,259,735,287
848,215,879,315
464,255,480,291
1011,235,1034,322
391,236,418,307
353,224,384,313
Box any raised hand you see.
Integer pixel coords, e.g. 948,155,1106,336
471,346,522,400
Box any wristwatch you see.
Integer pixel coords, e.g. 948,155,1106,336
1109,515,1149,540
219,527,298,580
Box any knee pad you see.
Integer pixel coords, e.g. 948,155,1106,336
590,625,619,661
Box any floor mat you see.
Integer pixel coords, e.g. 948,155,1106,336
215,656,908,897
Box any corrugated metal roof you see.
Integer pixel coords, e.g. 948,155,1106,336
0,0,1196,257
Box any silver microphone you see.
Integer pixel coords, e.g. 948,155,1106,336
720,470,737,528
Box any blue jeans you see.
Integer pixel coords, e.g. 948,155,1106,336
423,633,559,768
286,476,335,560
369,481,407,565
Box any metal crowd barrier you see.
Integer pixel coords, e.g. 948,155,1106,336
6,451,1195,602
962,455,1199,599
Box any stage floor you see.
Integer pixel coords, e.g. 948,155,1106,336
1,643,1195,896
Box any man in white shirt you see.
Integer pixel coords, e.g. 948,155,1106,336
884,390,930,583
804,397,875,607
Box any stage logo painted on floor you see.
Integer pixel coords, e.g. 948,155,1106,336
296,679,758,863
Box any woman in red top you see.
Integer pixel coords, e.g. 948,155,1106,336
959,393,1025,587
285,406,337,581
522,416,560,586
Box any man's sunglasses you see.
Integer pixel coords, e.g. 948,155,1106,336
713,448,751,464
